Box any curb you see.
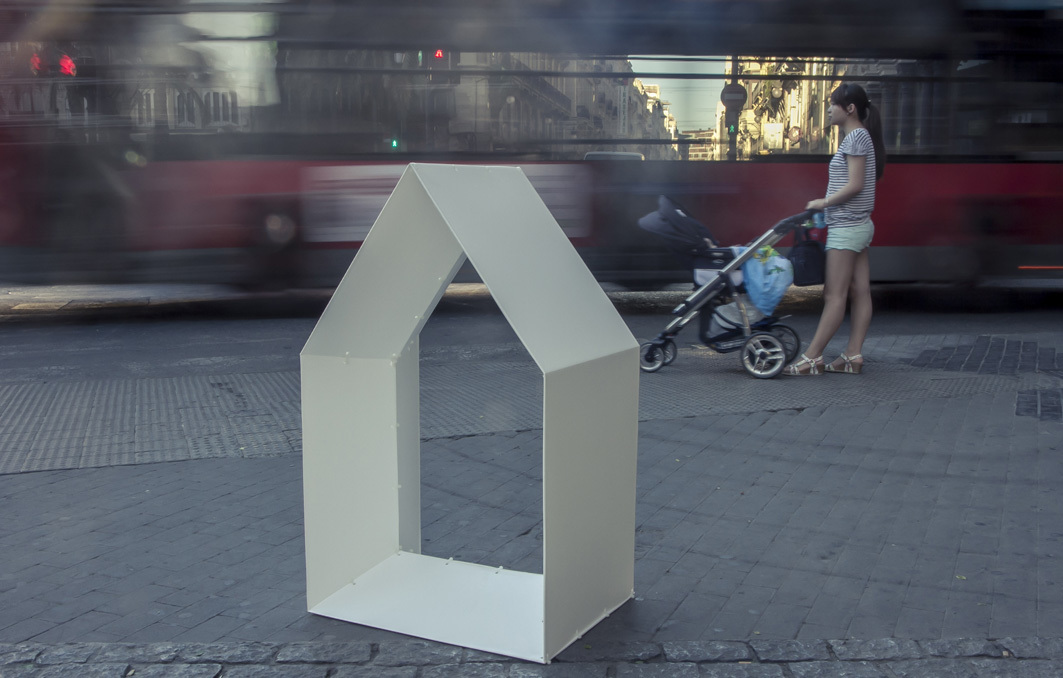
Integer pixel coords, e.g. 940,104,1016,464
3,639,1063,677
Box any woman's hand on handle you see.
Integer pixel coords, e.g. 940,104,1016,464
806,198,829,211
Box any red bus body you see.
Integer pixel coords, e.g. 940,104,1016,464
1,152,1060,287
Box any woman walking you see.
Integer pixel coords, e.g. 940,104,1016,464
785,83,886,375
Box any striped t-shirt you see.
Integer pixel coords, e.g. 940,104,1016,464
825,127,876,228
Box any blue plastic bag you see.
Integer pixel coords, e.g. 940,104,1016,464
739,245,794,316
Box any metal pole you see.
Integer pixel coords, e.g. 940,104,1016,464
727,55,738,162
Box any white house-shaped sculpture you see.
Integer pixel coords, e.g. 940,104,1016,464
300,164,639,663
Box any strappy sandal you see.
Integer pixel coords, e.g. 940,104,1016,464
784,354,824,376
825,353,863,374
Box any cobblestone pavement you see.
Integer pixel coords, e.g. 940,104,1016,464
2,638,1063,677
1,285,1062,676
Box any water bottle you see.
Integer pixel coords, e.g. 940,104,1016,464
812,211,826,229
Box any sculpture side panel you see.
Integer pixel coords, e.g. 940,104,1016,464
302,356,404,608
541,349,639,659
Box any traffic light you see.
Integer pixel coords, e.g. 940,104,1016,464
725,109,739,136
425,49,458,84
58,54,76,76
29,51,76,76
421,49,447,67
390,138,399,149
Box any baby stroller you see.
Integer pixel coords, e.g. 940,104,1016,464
637,196,811,378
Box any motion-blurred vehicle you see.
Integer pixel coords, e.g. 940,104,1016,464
0,1,1060,289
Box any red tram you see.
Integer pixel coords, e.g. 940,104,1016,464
1,150,1059,288
1,3,1060,288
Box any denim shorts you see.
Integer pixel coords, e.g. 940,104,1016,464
826,219,874,252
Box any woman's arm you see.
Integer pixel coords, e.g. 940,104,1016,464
805,154,867,211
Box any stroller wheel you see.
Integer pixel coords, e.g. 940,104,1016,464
742,332,787,379
640,342,666,373
662,339,678,365
770,324,800,363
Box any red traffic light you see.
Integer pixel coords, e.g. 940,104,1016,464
434,49,445,59
29,52,76,76
58,54,76,76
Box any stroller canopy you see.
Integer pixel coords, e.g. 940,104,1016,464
637,195,718,251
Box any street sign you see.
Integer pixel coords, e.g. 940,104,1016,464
720,83,747,109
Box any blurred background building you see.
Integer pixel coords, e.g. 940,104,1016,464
0,12,681,160
3,16,1054,163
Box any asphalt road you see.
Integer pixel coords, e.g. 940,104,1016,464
1,282,1061,384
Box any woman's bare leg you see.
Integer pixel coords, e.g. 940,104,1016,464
803,248,857,359
845,247,872,358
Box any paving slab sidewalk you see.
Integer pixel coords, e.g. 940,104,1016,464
1,288,1061,676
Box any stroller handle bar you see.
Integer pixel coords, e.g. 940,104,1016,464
771,209,819,236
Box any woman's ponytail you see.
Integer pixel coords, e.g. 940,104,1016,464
863,101,887,181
